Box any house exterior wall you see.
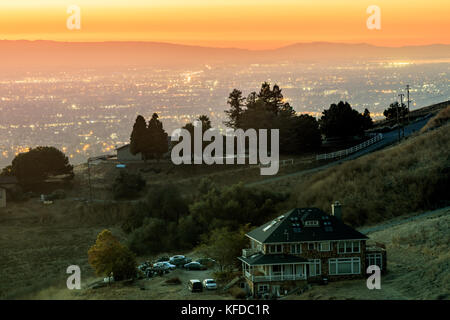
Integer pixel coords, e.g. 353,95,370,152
0,188,6,208
261,240,366,279
366,249,387,275
117,146,143,162
253,279,308,298
245,239,367,296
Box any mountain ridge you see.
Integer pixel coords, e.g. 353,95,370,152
0,40,449,70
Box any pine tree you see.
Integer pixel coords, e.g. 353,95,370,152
147,113,168,161
130,115,147,158
224,89,245,128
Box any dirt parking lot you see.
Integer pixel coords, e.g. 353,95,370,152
141,268,224,298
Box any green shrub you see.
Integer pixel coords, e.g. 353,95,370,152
88,229,137,281
112,171,146,200
229,286,247,299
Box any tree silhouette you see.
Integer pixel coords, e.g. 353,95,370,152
224,83,321,154
282,114,322,153
130,113,168,161
362,108,374,130
147,113,168,161
224,89,245,129
130,115,148,160
383,102,408,120
9,146,73,186
181,115,212,159
319,101,365,138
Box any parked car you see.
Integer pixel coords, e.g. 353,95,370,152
170,255,192,267
196,258,216,268
170,255,185,260
202,279,217,290
153,261,176,270
138,261,151,271
184,262,207,270
188,280,203,292
156,256,170,262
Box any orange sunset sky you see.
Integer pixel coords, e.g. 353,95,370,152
0,0,449,49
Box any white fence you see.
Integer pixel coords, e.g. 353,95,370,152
316,133,383,161
259,158,294,168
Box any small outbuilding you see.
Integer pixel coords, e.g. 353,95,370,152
116,144,143,162
0,176,19,208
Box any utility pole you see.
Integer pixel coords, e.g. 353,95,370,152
398,93,405,139
87,158,92,202
406,84,411,124
395,99,400,143
86,155,113,203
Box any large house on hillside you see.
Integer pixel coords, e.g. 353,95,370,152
238,202,386,298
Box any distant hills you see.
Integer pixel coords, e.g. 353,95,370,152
0,40,449,70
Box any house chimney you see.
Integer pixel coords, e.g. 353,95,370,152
331,201,342,220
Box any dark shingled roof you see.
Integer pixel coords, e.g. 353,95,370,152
238,253,308,266
247,208,368,244
116,144,131,151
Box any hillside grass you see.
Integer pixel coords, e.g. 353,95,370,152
420,105,450,133
0,200,128,299
289,122,449,226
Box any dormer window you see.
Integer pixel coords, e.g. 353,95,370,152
304,220,319,227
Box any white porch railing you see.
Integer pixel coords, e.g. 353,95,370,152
316,133,383,160
246,274,307,282
242,248,261,258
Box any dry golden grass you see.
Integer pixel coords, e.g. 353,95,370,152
420,105,450,133
0,200,126,299
287,123,450,226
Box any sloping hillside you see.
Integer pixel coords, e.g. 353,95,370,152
292,122,449,226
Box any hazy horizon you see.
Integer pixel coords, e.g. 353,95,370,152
2,1,449,49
